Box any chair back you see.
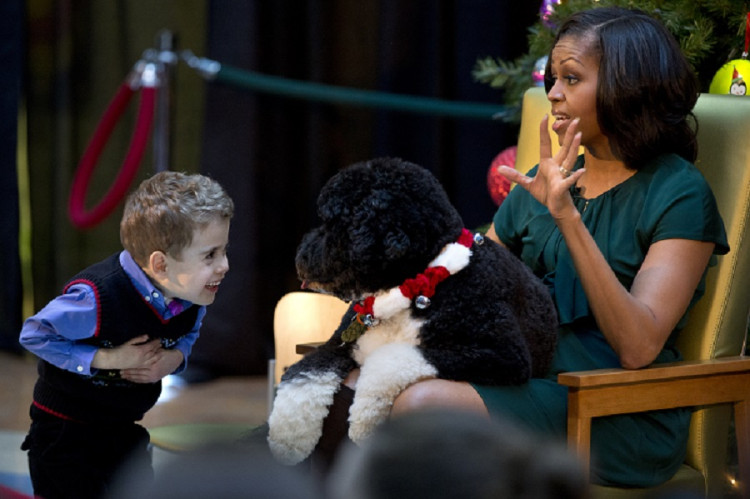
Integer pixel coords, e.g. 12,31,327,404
673,93,750,496
515,87,750,496
272,291,349,385
677,93,750,360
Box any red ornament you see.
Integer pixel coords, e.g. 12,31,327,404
487,146,517,206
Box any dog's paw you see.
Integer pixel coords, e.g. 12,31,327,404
347,394,391,444
267,371,341,464
347,343,439,444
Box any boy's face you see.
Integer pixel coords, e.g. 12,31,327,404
159,218,231,306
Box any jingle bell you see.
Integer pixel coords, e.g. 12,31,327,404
415,295,431,309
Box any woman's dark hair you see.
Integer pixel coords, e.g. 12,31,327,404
544,7,699,168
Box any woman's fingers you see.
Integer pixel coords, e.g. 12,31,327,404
497,165,530,186
555,118,580,164
540,115,581,178
559,130,582,177
539,114,552,160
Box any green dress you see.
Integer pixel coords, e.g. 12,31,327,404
474,153,729,487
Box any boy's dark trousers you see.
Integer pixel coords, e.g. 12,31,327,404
21,406,153,499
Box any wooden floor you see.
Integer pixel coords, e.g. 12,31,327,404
0,349,270,496
0,351,36,433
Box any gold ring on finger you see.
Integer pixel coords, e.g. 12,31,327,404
559,166,571,178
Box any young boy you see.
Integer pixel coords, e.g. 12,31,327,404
19,171,234,499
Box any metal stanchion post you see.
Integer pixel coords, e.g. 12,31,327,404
149,29,177,172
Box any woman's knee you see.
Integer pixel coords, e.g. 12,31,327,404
391,379,488,417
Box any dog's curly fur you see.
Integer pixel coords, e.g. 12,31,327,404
267,157,558,464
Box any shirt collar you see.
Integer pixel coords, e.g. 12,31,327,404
119,250,193,317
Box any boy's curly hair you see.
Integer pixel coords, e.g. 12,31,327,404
120,171,234,266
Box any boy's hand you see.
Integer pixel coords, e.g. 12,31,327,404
91,335,161,370
120,348,184,384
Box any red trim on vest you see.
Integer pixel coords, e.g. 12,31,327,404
33,400,80,422
138,292,172,325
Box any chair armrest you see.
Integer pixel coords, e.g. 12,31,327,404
557,355,750,485
296,341,325,355
559,356,750,393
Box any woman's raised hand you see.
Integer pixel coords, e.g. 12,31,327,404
497,115,585,220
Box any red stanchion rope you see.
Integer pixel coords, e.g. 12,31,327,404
68,80,156,229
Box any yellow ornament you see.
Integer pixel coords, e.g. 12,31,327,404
709,59,750,96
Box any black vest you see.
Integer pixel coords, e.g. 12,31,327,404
33,254,200,423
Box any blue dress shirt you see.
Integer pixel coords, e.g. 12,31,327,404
19,251,204,376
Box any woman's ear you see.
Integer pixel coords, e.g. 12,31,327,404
148,251,169,278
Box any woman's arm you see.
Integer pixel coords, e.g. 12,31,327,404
498,117,715,369
557,210,714,368
484,223,503,246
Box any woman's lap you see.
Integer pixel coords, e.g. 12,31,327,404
471,379,691,487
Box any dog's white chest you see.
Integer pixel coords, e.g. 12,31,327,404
352,309,425,365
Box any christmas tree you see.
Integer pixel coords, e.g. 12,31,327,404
474,0,750,122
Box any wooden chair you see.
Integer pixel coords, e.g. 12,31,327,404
515,87,750,498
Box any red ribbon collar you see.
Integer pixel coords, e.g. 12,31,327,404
353,228,476,318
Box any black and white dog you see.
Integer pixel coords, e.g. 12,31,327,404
268,157,558,464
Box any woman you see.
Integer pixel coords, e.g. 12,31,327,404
388,7,729,487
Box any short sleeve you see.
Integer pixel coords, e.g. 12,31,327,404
637,156,729,256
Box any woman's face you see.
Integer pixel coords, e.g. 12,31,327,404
547,35,608,154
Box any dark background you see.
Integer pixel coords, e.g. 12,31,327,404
3,1,539,377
